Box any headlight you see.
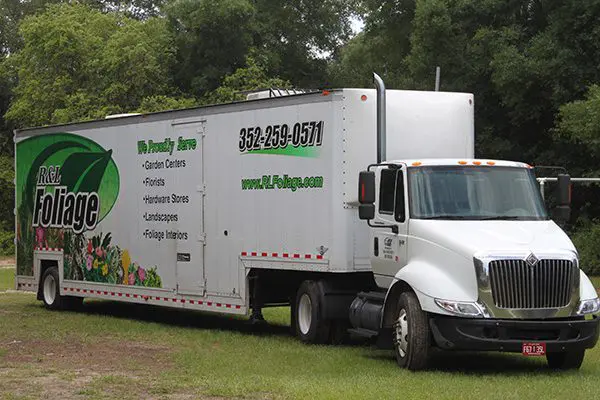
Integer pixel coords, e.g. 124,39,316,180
434,299,485,317
576,298,600,315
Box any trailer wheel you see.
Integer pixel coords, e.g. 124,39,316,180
546,350,585,370
295,280,330,344
41,267,63,310
393,292,431,370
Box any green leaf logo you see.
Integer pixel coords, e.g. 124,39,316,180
16,133,120,227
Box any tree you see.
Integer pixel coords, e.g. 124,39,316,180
250,0,358,87
203,53,291,104
5,3,185,128
166,0,360,98
166,0,255,98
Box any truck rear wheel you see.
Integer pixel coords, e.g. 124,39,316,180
41,267,82,311
295,280,331,344
546,350,585,370
41,267,63,310
393,292,431,370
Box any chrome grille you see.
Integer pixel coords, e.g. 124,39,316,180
489,259,574,309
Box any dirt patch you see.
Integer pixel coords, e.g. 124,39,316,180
0,337,177,398
1,337,171,372
0,256,15,266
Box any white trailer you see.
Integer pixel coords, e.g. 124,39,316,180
15,75,599,370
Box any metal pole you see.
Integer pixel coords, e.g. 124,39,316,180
373,73,386,163
435,66,441,91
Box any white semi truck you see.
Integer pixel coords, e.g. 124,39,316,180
15,74,599,370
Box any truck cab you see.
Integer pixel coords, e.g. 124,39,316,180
351,158,600,370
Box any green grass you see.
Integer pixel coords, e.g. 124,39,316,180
0,293,599,399
0,267,14,291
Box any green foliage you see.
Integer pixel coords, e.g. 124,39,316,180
166,0,255,97
203,54,291,104
556,85,600,157
571,221,600,275
136,95,198,113
5,3,181,128
0,229,14,256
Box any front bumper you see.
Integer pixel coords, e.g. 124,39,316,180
430,315,599,352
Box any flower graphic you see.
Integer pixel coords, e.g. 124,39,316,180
138,267,146,282
35,227,47,248
86,255,93,271
101,263,108,276
121,250,131,284
93,259,99,270
128,272,135,285
87,240,93,254
95,247,103,258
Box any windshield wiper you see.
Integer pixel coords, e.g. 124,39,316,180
477,216,524,220
419,215,470,220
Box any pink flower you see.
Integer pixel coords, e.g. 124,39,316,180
128,273,135,285
86,256,93,271
138,267,146,282
35,227,46,247
95,247,103,258
87,241,93,254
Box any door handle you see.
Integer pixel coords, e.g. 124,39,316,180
374,237,379,257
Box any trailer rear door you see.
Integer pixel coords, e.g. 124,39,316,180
172,120,206,295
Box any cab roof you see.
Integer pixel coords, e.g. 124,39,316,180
383,159,533,169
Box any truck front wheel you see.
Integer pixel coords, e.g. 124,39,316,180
295,280,331,344
393,292,431,370
546,350,585,370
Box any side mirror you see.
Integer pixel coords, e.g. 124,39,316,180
358,171,375,204
359,204,375,220
555,174,571,224
557,174,571,206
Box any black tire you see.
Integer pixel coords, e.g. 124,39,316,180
546,350,585,370
393,292,431,370
41,267,63,310
295,280,331,344
40,267,83,311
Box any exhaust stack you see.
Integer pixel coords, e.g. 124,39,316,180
373,73,386,163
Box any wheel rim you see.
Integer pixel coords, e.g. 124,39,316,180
394,308,409,357
43,274,56,305
298,293,312,335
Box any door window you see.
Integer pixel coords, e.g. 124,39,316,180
378,168,406,222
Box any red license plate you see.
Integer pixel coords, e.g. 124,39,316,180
522,342,546,356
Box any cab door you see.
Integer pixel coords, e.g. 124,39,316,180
370,165,409,289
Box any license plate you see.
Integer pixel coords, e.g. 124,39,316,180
522,342,546,356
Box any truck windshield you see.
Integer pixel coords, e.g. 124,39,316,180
408,166,548,220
